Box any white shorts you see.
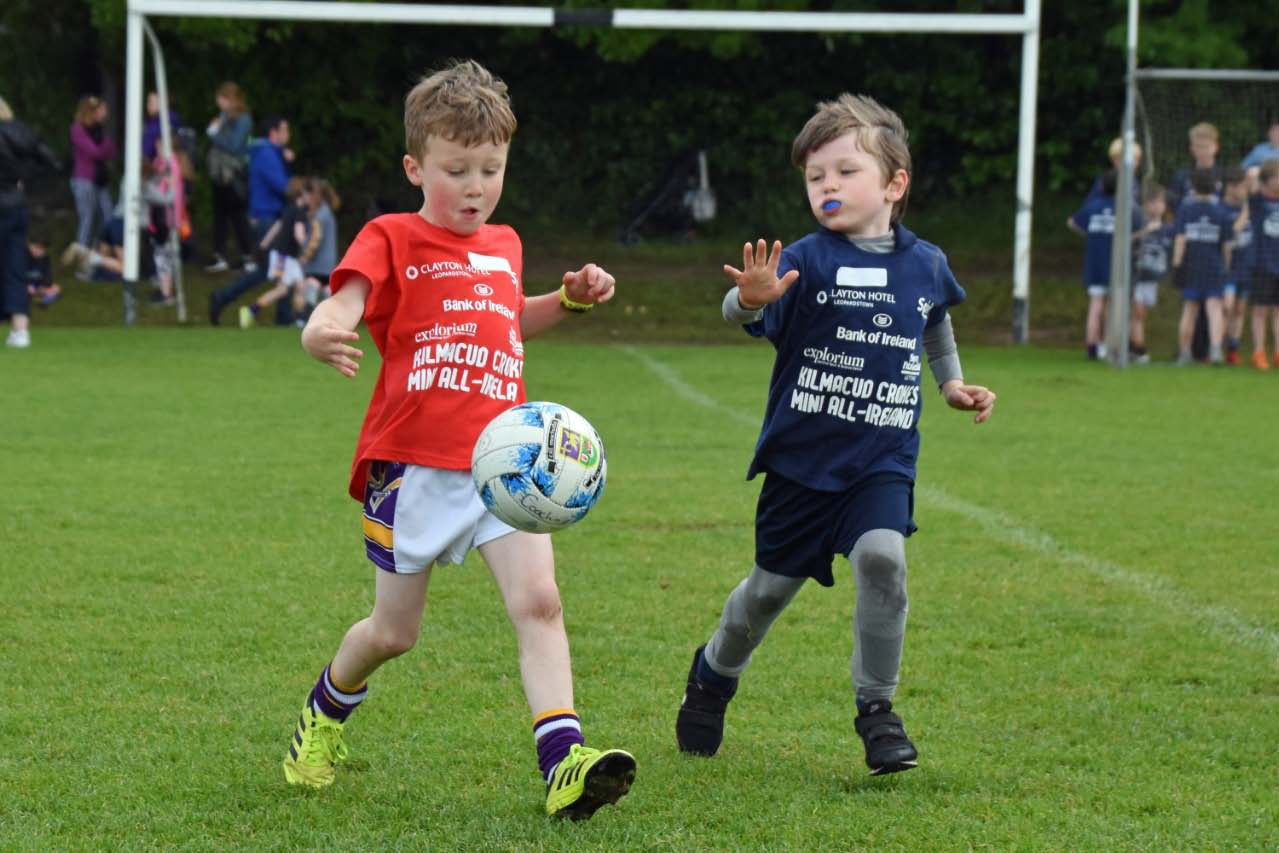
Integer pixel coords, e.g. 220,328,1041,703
1132,282,1158,307
1086,284,1109,297
268,251,304,288
362,463,517,574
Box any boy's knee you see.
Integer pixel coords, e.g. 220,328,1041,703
371,623,419,659
510,581,563,625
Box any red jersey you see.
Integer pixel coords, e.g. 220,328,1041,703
330,213,527,500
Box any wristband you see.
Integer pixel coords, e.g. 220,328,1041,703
559,284,594,314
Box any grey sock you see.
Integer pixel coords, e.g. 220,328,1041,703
849,529,909,704
705,564,805,678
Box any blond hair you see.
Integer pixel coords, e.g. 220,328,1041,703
0,97,12,121
1260,159,1279,185
1107,137,1142,162
304,176,342,212
403,59,517,160
74,96,104,126
791,93,912,223
1188,122,1219,144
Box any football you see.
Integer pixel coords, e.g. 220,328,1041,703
471,401,607,533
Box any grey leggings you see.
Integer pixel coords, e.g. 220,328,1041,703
703,528,908,704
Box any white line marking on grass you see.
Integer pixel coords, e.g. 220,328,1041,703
622,345,1279,661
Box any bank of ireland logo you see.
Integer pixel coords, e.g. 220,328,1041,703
474,283,494,297
873,313,892,328
816,290,829,305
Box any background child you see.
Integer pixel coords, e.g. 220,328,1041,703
1067,170,1119,359
1172,167,1234,365
1168,122,1222,212
1220,167,1253,364
675,94,994,777
239,177,307,327
1131,182,1173,363
284,60,633,821
24,237,60,306
291,176,341,326
1243,159,1279,369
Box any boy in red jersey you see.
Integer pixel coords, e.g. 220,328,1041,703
283,60,634,821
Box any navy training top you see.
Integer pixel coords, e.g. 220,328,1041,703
742,223,965,492
1174,199,1235,289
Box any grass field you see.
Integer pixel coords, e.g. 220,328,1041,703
3,328,1278,850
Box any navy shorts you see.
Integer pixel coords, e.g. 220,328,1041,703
754,470,916,588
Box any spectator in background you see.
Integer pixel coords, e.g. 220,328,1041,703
1168,122,1223,211
1220,168,1253,365
248,115,293,238
1130,182,1173,364
69,95,117,251
1241,117,1279,176
1242,160,1279,370
294,177,341,325
1171,168,1234,365
1087,137,1142,201
208,114,293,325
1,96,62,348
1068,170,1123,360
24,236,60,307
205,81,254,273
143,91,185,161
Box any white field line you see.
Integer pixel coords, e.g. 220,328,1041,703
621,346,1279,661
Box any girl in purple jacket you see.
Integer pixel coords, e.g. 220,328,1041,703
69,96,116,249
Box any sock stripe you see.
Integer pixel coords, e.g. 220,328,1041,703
532,707,577,726
533,717,582,741
324,667,368,704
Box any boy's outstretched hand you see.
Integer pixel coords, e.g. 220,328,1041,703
941,380,996,424
562,263,616,306
723,239,800,309
302,323,364,379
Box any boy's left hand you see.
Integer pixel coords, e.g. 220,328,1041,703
562,263,616,306
942,380,996,423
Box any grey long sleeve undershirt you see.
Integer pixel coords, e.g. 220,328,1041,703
721,231,964,389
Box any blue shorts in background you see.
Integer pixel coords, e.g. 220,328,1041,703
754,470,916,588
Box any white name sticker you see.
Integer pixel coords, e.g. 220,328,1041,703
467,252,513,274
835,267,887,288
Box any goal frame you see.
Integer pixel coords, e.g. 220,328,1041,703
123,0,1042,336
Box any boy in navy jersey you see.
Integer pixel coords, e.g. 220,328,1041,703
1242,159,1279,369
675,94,995,776
1220,168,1253,364
1131,183,1174,364
1172,168,1235,365
1068,170,1125,360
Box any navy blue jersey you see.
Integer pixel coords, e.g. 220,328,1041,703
741,224,965,491
1222,202,1252,280
1071,193,1119,286
24,251,51,288
1174,199,1234,288
1134,221,1175,285
1168,165,1223,212
1250,193,1279,277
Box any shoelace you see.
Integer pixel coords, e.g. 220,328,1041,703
304,718,349,764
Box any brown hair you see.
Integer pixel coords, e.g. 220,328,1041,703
1260,159,1279,185
1140,181,1166,204
791,93,912,223
216,81,247,117
404,59,517,160
304,176,342,212
74,96,104,126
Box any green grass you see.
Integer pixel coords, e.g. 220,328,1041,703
4,330,1278,850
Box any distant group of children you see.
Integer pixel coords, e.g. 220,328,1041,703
1070,121,1279,366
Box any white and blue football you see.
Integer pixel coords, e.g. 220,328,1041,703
471,401,607,534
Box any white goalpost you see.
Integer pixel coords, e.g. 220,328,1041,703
123,0,1042,337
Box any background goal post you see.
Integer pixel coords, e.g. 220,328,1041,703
124,0,1042,336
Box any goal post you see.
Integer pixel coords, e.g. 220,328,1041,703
123,0,1042,337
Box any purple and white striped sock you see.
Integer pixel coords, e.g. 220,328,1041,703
309,662,367,723
533,708,584,781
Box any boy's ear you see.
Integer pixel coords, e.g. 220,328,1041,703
885,168,909,202
403,154,423,187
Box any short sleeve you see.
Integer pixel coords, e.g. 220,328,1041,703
331,219,396,325
1070,204,1089,231
927,251,966,328
1172,204,1189,235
